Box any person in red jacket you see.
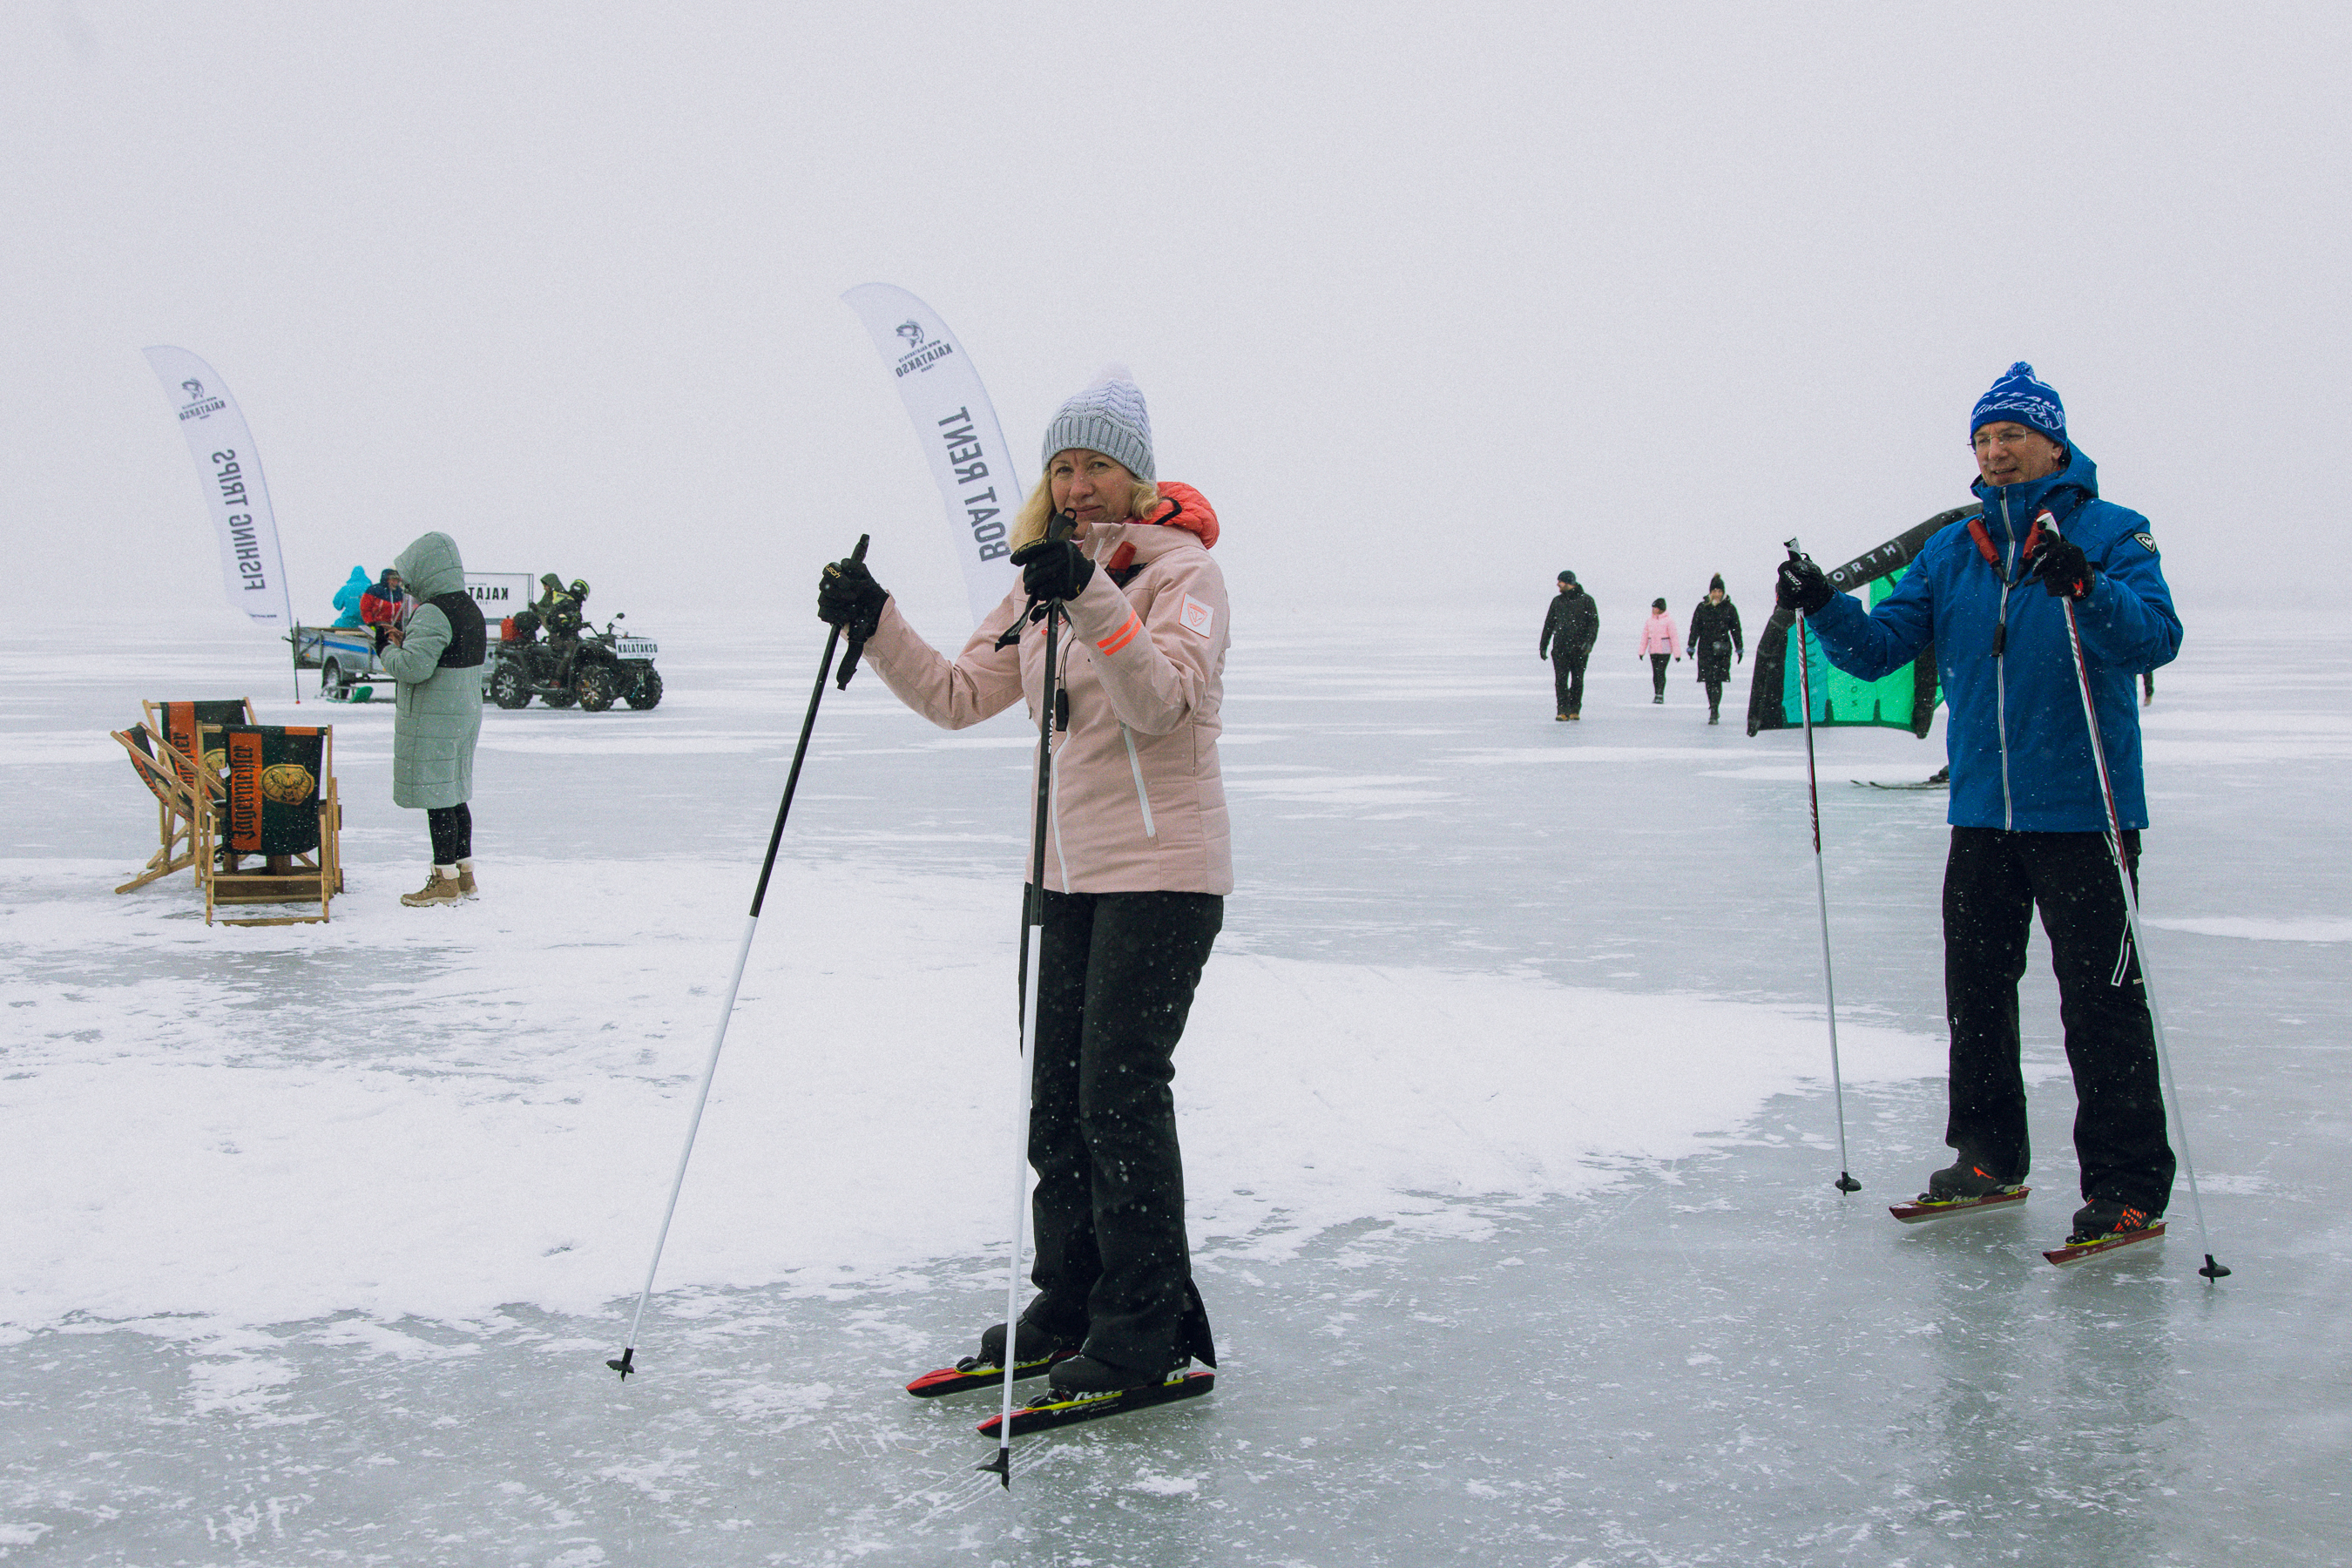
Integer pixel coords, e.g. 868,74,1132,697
818,366,1225,1403
360,569,408,655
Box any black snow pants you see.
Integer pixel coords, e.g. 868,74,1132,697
1026,889,1221,1375
1551,647,1590,715
426,802,472,864
1650,653,1671,698
1942,827,2175,1210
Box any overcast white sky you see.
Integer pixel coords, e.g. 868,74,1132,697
4,3,2342,643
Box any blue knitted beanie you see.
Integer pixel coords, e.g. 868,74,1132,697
1970,362,2066,441
1041,364,1154,483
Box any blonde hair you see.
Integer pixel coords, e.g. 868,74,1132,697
1011,463,1162,551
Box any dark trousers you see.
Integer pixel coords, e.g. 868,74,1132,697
1703,678,1725,716
1650,653,1671,697
1943,828,2174,1208
1027,889,1221,1374
1551,649,1589,714
426,803,472,863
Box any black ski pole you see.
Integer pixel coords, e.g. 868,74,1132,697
607,533,871,1380
981,511,1075,1488
2040,514,2227,1280
1786,540,1862,1195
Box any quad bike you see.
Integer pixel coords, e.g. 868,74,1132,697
489,612,662,712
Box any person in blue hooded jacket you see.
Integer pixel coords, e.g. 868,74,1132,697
1775,363,2180,1247
331,566,372,628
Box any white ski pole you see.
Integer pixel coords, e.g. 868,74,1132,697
2041,515,2227,1280
981,512,1076,1488
607,535,870,1379
1787,541,1862,1195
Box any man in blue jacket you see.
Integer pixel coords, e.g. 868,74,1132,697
1775,363,2181,1247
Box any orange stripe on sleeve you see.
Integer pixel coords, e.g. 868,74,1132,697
1097,612,1141,656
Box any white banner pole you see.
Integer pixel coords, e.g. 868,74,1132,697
840,285,1024,628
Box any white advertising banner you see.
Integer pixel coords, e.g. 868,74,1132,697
464,573,537,618
142,347,294,629
841,284,1023,627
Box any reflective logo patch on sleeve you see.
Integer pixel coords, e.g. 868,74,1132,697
2133,531,2158,552
1179,593,1215,639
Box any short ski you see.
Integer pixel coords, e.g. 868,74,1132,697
2044,1220,2165,1267
1889,1186,2029,1223
1855,766,1950,791
976,1369,1214,1436
905,1348,1072,1399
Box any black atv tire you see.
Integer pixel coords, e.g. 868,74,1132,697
577,667,617,713
624,667,664,710
321,659,348,701
490,663,532,710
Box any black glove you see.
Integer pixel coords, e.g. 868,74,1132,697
2027,534,2095,600
1775,554,1834,615
817,557,886,641
1010,537,1095,603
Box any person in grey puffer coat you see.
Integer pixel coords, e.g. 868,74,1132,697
380,531,486,905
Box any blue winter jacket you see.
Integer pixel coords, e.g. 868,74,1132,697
332,566,372,628
1806,446,2180,833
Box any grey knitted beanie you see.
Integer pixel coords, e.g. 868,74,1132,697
1040,364,1154,483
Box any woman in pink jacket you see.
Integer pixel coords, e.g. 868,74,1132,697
817,368,1225,1401
1639,598,1680,704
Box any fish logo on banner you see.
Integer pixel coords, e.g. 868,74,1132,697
143,346,294,629
178,379,227,421
841,285,1025,627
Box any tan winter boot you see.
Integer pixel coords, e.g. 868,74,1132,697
402,867,464,907
456,860,478,899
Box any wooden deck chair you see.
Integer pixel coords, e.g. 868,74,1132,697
115,701,251,893
143,700,256,770
192,723,343,926
111,726,214,893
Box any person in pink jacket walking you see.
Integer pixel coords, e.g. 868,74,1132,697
1639,598,1681,703
816,367,1225,1402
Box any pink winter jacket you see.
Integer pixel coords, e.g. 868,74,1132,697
1639,612,1679,656
862,482,1233,896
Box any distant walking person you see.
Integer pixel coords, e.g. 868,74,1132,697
381,532,486,907
1638,598,1679,703
1774,362,2181,1247
1539,571,1598,720
1686,574,1745,725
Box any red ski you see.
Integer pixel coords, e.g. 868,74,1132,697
1889,1186,2030,1223
2044,1220,2165,1267
905,1348,1072,1399
977,1369,1214,1437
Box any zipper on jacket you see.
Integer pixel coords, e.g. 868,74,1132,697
1993,496,2016,832
1120,722,1158,839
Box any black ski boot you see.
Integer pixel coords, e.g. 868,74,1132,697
963,1318,1079,1375
1926,1159,2017,1202
2067,1200,2160,1246
1046,1353,1162,1397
